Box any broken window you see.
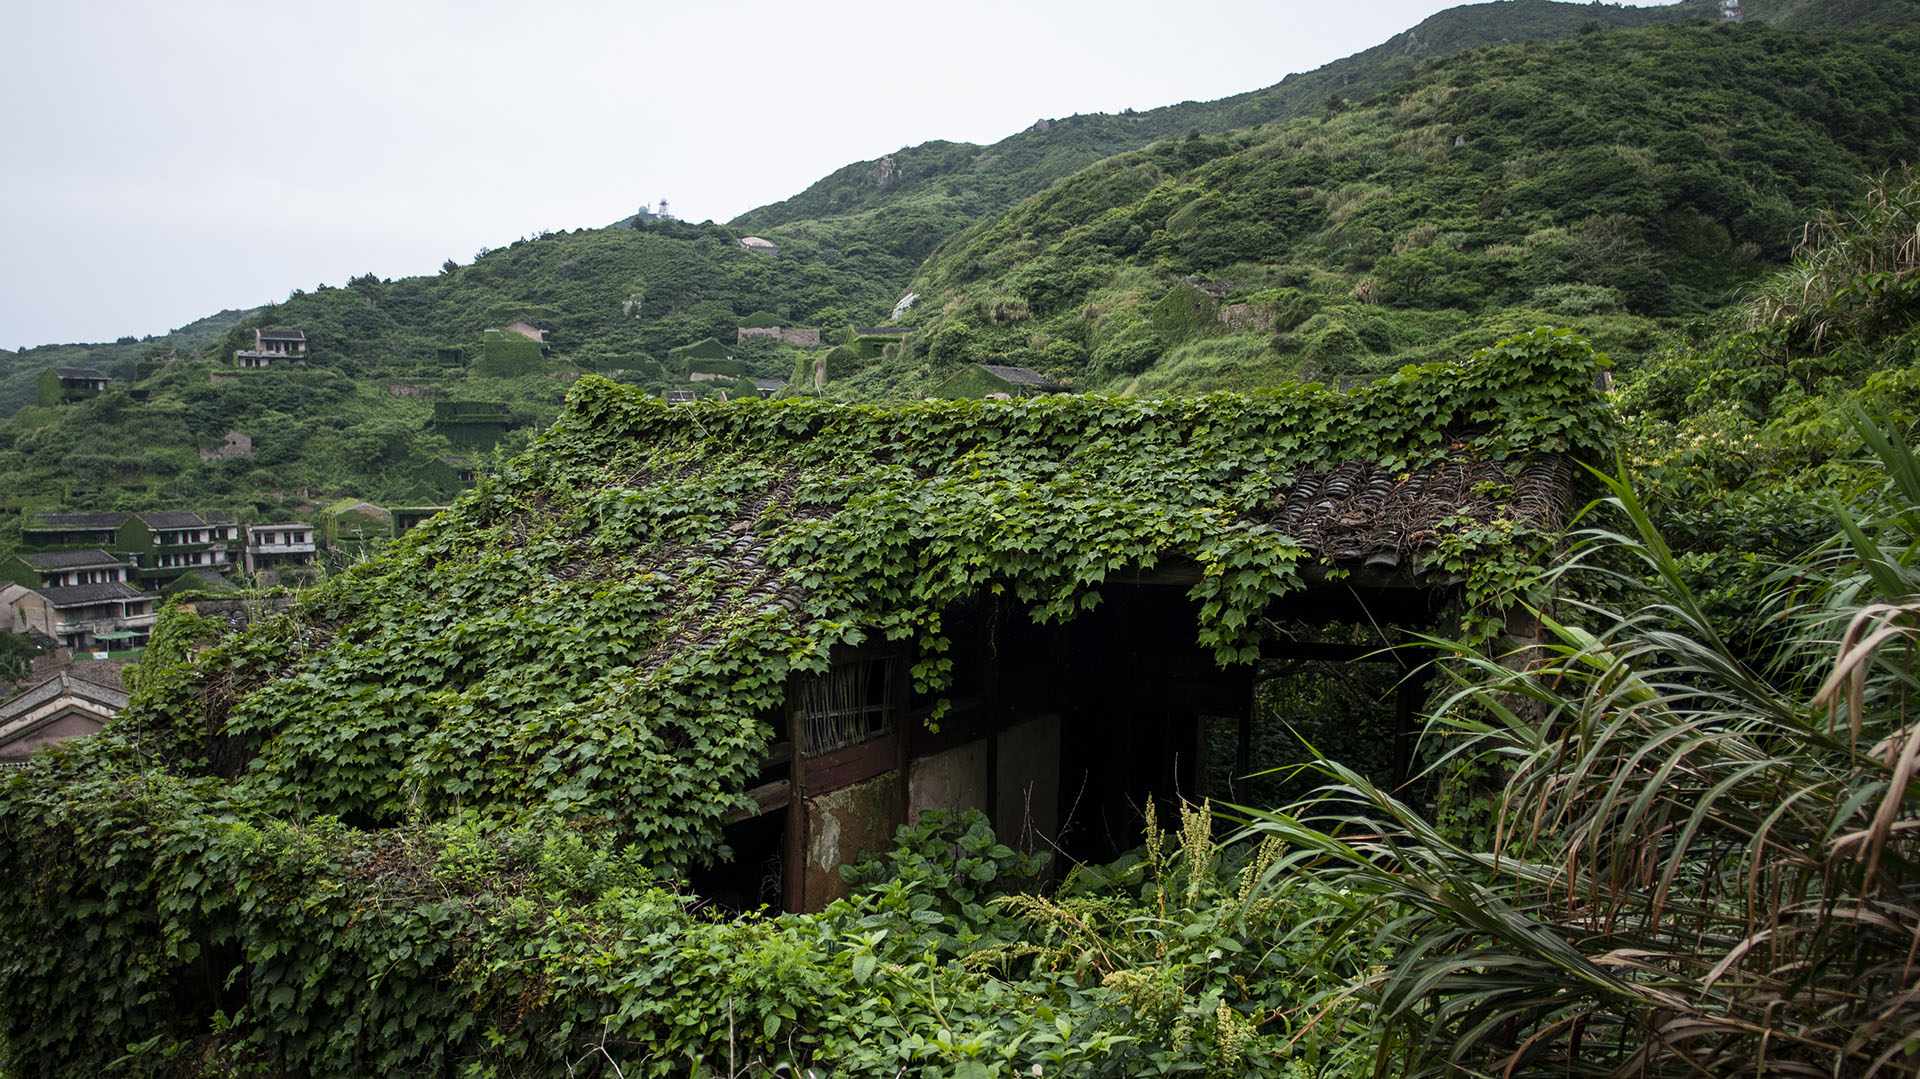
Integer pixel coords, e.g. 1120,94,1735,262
794,655,899,757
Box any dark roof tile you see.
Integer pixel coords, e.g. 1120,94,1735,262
29,512,132,530
37,582,154,607
19,550,126,570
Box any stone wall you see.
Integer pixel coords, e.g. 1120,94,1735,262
736,327,822,347
198,430,253,462
1218,303,1279,333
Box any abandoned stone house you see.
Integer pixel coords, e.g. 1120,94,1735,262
5,578,157,653
135,334,1602,917
234,328,307,369
699,454,1570,911
472,343,1594,913
21,510,240,588
242,523,317,574
37,367,110,406
0,662,128,767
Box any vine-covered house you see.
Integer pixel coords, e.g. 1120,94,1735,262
76,331,1600,898
0,329,1610,1070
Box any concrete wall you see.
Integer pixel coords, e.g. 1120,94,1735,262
0,708,104,762
996,715,1061,853
903,715,1061,856
803,770,902,910
907,739,988,821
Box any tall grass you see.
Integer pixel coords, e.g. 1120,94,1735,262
1246,416,1920,1076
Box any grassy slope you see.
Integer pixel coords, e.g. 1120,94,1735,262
0,308,254,418
875,20,1920,397
728,0,1716,266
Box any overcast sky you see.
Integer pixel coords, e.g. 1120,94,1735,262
2,0,1682,350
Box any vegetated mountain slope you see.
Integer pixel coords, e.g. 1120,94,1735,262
0,308,254,419
1742,0,1920,30
870,20,1920,398
729,0,1717,265
205,220,908,378
0,221,906,529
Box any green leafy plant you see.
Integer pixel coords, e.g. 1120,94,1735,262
1242,417,1920,1076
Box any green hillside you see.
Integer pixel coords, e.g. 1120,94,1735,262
875,20,1920,397
729,0,1717,265
1742,0,1920,29
0,222,905,535
0,308,254,417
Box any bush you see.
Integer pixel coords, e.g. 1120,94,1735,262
1248,424,1920,1076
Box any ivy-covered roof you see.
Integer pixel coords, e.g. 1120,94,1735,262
117,328,1610,871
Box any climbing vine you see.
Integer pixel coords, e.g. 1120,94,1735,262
0,328,1609,1076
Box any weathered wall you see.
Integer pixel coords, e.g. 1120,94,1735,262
907,739,988,821
199,431,253,461
803,770,902,910
996,715,1061,853
1218,303,1279,333
0,709,104,762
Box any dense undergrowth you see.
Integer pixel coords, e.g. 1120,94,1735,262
0,328,1608,1075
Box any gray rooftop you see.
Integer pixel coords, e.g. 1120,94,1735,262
0,669,130,724
37,582,154,607
137,511,210,530
19,550,126,570
29,512,132,530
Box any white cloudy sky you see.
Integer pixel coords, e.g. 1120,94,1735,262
2,0,1680,350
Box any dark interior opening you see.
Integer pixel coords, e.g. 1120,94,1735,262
692,808,788,914
1206,656,1411,814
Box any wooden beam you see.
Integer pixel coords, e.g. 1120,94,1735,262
729,779,792,822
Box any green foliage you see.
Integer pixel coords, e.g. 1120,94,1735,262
476,329,545,376
1617,170,1920,574
1147,282,1222,345
817,803,1381,1078
0,782,1376,1079
667,337,729,364
1242,426,1920,1075
897,21,1920,396
929,365,1050,399
0,334,1606,1075
687,358,746,377
0,632,33,686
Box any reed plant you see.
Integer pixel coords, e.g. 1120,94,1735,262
1244,416,1920,1076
